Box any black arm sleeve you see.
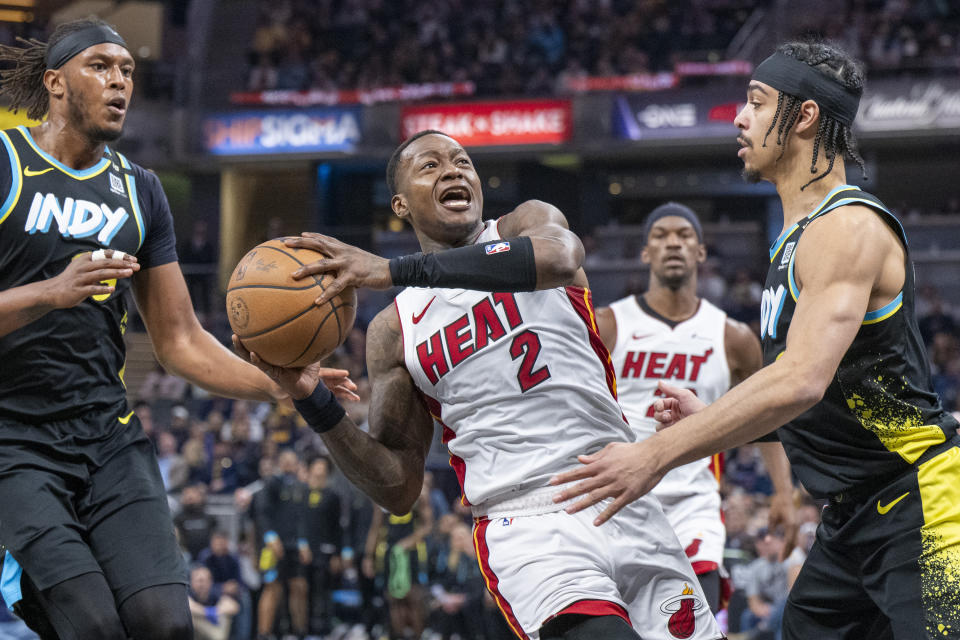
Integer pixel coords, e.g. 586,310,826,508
389,236,537,291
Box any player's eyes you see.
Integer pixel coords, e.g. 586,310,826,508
421,161,437,170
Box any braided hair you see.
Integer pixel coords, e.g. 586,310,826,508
761,41,868,190
0,18,114,121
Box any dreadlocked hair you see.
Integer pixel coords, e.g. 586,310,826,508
0,18,114,121
761,40,868,190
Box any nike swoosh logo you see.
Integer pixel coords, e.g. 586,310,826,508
877,491,909,515
632,332,653,340
412,296,436,324
24,166,54,177
118,410,136,425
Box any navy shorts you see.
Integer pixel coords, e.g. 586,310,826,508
0,405,186,606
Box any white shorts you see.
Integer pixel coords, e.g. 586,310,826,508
472,487,724,640
655,489,726,575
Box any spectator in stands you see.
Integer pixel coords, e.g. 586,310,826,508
223,414,263,489
133,399,156,443
157,430,189,492
253,449,311,640
170,403,194,449
739,528,788,639
179,220,217,317
197,531,252,640
422,470,451,521
175,483,218,562
426,522,486,640
364,495,434,640
930,331,960,411
183,436,214,487
138,362,189,406
305,455,344,637
188,565,240,640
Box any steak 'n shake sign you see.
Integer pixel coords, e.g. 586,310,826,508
400,100,572,146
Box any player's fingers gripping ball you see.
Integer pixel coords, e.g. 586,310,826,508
227,238,357,367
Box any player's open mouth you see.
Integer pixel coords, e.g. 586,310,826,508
438,186,472,211
107,97,127,116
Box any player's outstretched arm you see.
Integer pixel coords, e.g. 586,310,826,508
552,206,894,525
135,263,284,401
284,200,585,306
239,305,435,515
726,316,797,552
0,250,138,338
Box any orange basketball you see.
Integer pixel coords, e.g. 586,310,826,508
226,238,356,367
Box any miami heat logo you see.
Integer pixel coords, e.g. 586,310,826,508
659,583,703,639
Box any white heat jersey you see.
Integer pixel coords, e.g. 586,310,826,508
609,296,730,501
395,220,633,510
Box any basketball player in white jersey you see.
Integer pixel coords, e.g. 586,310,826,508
594,203,795,613
233,131,724,640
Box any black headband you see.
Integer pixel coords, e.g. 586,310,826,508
644,202,703,242
752,52,861,127
45,24,127,70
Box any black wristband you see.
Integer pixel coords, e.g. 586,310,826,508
292,384,346,434
388,236,537,291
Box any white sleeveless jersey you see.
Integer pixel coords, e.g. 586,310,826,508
395,220,633,508
608,296,730,500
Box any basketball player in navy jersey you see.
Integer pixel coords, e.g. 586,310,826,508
594,202,795,614
236,130,724,640
554,41,960,639
0,19,353,640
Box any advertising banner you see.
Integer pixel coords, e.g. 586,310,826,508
613,89,744,141
230,81,475,107
203,107,361,155
400,100,572,146
857,79,960,132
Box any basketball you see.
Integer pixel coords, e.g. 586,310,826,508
226,238,356,367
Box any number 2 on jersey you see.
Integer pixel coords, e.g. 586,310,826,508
509,329,551,392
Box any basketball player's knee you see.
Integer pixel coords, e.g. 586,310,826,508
141,614,193,640
70,608,127,640
119,584,193,640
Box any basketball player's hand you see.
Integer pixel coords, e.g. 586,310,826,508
47,250,139,308
653,380,706,430
550,440,665,526
231,335,359,402
768,491,798,561
286,233,392,305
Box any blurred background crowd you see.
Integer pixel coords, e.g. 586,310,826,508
245,0,960,93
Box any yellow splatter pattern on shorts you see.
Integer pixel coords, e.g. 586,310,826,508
919,446,960,638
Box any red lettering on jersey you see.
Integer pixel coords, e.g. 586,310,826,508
644,352,668,378
663,353,687,380
445,314,474,367
471,298,507,350
416,332,449,384
622,351,647,378
492,292,522,329
688,348,713,381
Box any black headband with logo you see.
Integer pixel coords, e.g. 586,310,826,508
45,24,127,70
752,52,861,127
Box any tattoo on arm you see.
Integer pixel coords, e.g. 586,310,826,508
320,308,434,513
